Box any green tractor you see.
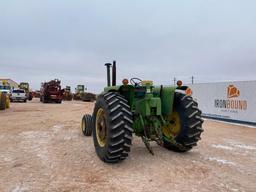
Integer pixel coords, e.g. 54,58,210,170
81,61,204,163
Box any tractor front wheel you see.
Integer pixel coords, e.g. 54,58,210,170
81,114,93,136
92,92,133,163
162,92,204,152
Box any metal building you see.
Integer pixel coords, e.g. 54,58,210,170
0,79,19,90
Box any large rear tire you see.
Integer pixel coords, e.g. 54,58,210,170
81,114,93,136
92,92,133,163
162,92,204,152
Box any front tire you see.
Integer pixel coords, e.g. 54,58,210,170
81,114,93,136
92,92,133,163
162,92,204,152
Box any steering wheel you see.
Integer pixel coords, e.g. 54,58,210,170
130,78,142,86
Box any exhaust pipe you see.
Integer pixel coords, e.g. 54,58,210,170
105,63,112,87
112,60,116,86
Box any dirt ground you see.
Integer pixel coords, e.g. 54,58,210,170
0,98,255,192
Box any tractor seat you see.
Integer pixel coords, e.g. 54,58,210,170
134,86,146,98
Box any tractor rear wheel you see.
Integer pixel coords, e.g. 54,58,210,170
162,92,204,152
92,92,133,163
81,114,93,136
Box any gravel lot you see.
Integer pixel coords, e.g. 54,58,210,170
0,98,255,192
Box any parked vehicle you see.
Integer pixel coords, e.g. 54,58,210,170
73,85,85,100
40,79,64,103
10,89,27,102
63,86,73,101
19,82,33,101
81,61,204,163
32,90,41,98
0,80,11,110
73,84,96,102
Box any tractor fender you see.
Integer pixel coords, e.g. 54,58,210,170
175,86,193,96
153,86,176,116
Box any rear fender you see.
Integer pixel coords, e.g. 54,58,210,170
175,86,193,96
153,86,176,116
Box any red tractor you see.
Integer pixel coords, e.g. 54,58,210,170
40,79,64,103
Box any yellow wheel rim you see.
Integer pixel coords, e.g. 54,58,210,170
162,111,181,139
96,108,107,147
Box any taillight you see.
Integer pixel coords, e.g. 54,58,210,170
185,88,193,96
177,80,183,87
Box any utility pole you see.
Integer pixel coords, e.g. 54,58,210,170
191,76,194,84
173,77,176,85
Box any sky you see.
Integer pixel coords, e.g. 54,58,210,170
0,0,256,93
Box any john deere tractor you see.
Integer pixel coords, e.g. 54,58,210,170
81,61,204,163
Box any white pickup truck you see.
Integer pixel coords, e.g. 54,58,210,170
10,89,27,102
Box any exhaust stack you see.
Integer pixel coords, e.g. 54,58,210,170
105,63,112,87
112,60,116,86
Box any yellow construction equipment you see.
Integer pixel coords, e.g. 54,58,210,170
0,80,10,110
73,85,96,102
63,86,73,101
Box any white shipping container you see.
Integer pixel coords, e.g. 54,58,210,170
188,81,256,125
